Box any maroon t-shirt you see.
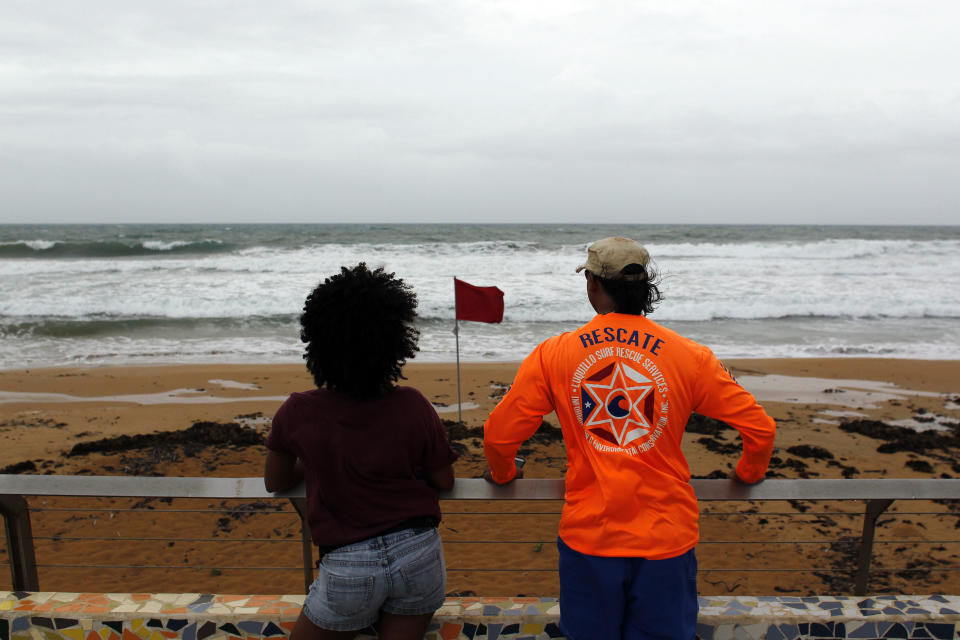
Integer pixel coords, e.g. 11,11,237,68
265,385,458,548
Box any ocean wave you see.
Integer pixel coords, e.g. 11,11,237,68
3,224,959,368
0,314,297,339
273,240,550,257
416,307,960,324
5,235,958,267
652,238,960,261
4,273,959,323
0,239,234,258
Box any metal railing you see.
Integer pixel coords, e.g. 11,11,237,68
2,475,958,595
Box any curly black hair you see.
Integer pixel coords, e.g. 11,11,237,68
593,263,663,315
300,263,420,400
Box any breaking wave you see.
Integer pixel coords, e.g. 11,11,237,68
0,239,233,258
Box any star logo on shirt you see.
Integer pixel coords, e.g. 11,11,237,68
582,362,654,447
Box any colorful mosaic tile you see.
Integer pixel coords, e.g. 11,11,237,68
2,593,958,640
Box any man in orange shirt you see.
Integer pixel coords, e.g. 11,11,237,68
483,237,776,640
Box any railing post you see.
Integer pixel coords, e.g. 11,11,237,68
0,494,40,591
289,498,314,594
853,498,894,596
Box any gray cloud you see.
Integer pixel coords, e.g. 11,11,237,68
1,0,959,224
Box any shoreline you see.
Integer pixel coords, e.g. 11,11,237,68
3,355,960,376
2,358,958,455
5,351,960,377
5,356,958,470
2,357,958,398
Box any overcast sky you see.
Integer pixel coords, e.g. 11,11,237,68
2,1,959,225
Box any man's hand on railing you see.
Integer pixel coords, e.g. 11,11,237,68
481,465,524,484
729,469,764,485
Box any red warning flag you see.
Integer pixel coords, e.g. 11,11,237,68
454,278,504,323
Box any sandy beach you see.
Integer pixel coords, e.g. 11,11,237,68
1,359,958,597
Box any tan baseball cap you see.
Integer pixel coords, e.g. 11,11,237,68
575,237,650,280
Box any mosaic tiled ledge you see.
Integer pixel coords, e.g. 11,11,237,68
2,592,958,640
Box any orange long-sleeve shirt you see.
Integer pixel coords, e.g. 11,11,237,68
484,313,776,559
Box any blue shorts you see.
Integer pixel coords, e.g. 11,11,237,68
557,537,698,640
302,527,446,632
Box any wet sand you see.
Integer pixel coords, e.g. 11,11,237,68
1,359,958,596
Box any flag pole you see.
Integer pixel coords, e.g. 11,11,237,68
453,277,462,424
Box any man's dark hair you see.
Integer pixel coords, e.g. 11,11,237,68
593,263,663,315
300,263,419,400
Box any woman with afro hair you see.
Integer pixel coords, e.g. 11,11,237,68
264,263,457,640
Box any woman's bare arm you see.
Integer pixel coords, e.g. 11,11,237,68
264,449,304,492
426,464,455,493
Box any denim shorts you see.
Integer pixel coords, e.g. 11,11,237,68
302,527,446,632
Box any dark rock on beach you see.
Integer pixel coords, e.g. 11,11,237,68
697,437,741,455
66,421,264,457
826,459,860,478
528,420,563,445
685,414,733,436
60,422,265,476
786,444,835,460
1,422,268,477
443,420,484,441
443,419,563,445
0,459,38,474
692,469,728,479
839,419,960,457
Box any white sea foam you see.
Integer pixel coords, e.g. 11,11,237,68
653,238,960,260
140,240,194,251
208,379,261,390
14,235,957,323
2,226,959,368
0,239,59,250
